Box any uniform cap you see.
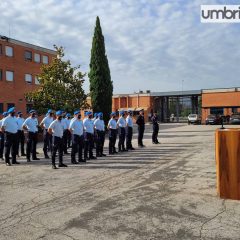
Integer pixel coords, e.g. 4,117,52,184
17,111,22,115
74,110,80,115
98,112,103,117
94,113,98,117
66,113,71,117
7,107,15,114
2,112,8,117
29,109,36,114
56,110,62,116
127,110,132,113
47,109,53,114
88,111,93,115
120,111,125,115
111,112,116,116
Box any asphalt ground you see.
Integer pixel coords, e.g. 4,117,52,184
0,123,240,240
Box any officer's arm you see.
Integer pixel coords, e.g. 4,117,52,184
22,120,28,131
48,127,53,135
0,126,5,132
68,121,73,134
40,118,45,129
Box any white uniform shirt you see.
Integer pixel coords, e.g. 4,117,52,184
69,118,84,136
1,116,18,133
126,116,133,127
117,116,126,128
16,117,25,130
83,118,94,134
65,119,71,129
61,118,68,130
23,117,38,133
40,116,53,129
49,119,63,138
94,119,105,131
108,118,117,129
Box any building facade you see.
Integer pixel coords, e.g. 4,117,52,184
0,35,56,115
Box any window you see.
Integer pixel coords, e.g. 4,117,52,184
0,44,2,55
34,53,40,63
35,76,40,85
210,107,224,115
6,71,14,81
25,51,32,61
232,107,238,113
26,104,33,114
42,55,49,64
0,103,3,113
25,74,32,83
7,103,15,110
0,69,2,80
5,46,13,57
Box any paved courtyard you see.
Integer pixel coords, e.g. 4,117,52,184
0,124,240,240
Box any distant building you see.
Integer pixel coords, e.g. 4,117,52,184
0,35,57,114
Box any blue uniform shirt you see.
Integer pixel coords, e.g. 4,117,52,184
40,116,53,129
49,119,64,137
23,117,38,133
126,116,133,127
108,118,117,129
117,116,126,128
94,119,105,131
2,116,18,133
83,118,94,134
69,118,84,136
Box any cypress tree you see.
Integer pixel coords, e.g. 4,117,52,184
89,16,113,124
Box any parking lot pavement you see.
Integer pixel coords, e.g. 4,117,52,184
0,124,240,240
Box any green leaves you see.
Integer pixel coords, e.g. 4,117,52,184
25,46,89,114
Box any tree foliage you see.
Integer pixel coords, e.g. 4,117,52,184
25,46,88,114
89,16,113,123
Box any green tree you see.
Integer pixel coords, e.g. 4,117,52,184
89,16,113,124
25,46,88,114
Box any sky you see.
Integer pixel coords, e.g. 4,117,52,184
0,0,240,94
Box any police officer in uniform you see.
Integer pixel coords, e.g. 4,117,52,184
94,112,106,157
61,112,70,155
136,109,145,147
40,109,54,158
108,112,118,155
1,107,19,166
16,111,26,157
126,110,135,150
69,110,84,164
151,112,160,144
83,112,96,160
48,110,67,169
65,113,72,149
0,112,8,161
117,111,127,152
23,110,39,162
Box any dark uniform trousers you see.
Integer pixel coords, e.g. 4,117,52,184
67,129,72,148
138,126,145,146
71,134,84,162
0,132,5,158
52,136,63,166
152,124,159,143
126,126,133,150
63,129,69,153
43,129,52,156
17,130,25,155
27,132,38,160
5,132,18,164
118,127,126,151
84,132,94,159
109,129,117,154
96,130,105,155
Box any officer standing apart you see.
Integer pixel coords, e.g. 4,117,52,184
108,112,118,155
126,110,135,150
94,112,106,157
48,110,68,169
22,110,39,162
151,112,160,144
40,109,54,158
16,111,26,157
69,110,84,164
136,109,145,147
83,112,96,160
0,112,8,161
117,111,127,152
1,107,19,166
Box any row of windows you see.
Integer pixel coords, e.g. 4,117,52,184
0,103,33,114
0,69,40,84
0,44,49,64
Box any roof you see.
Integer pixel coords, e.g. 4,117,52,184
150,90,201,97
0,35,57,55
202,87,240,94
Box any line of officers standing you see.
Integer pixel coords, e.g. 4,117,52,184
0,107,157,169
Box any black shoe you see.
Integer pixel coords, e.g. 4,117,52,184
130,147,135,150
71,161,79,164
101,153,106,156
27,158,31,162
6,162,11,166
79,159,86,163
21,153,26,156
109,152,114,155
52,165,58,169
113,151,118,154
123,149,128,152
59,163,68,167
45,155,50,159
32,158,40,160
90,156,97,160
12,161,20,164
